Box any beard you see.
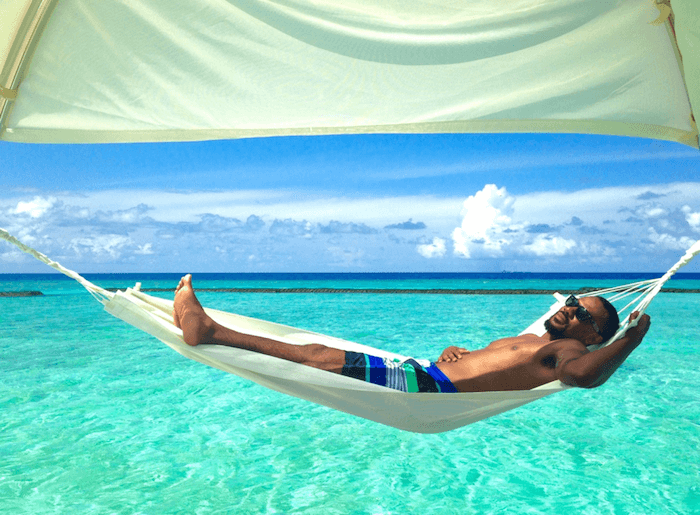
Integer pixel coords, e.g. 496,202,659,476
544,317,565,340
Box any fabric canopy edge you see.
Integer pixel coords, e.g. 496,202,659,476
3,118,698,148
670,0,700,146
0,0,58,139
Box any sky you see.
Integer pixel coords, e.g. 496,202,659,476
1,132,700,274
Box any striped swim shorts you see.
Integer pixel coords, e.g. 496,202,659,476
341,351,458,393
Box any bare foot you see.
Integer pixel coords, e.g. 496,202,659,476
173,274,215,346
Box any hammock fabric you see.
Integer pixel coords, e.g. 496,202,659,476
2,228,699,433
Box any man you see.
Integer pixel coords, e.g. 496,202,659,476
173,274,651,393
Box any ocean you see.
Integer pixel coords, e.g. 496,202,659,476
1,273,699,514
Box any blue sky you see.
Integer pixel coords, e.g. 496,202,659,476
1,132,699,273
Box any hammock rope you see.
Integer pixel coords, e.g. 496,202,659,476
0,228,113,305
578,240,700,349
2,227,699,433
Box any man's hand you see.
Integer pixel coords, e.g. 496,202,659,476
625,311,651,344
438,346,470,363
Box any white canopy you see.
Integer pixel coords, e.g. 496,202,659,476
1,0,698,147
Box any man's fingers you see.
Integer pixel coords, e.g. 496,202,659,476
439,347,470,363
639,314,651,330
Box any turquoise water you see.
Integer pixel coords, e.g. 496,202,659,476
1,275,699,514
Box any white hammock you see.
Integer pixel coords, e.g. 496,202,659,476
2,227,699,433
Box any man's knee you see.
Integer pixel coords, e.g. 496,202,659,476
304,343,343,360
302,344,345,371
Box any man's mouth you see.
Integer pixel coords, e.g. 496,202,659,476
552,311,567,323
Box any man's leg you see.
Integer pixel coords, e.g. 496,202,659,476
173,275,346,373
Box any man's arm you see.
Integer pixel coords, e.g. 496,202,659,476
556,312,651,388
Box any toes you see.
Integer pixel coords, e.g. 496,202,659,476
175,275,189,293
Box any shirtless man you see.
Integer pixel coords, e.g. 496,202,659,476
173,274,651,393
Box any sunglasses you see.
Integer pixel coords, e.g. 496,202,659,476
565,295,602,336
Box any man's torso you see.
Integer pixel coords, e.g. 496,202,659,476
435,335,588,392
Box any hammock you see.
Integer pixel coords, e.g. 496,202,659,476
2,227,699,433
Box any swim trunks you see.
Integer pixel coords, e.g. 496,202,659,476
341,351,458,393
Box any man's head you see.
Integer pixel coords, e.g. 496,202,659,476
544,295,619,346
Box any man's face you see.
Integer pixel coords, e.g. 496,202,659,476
545,296,608,344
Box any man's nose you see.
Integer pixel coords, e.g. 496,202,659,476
562,305,577,319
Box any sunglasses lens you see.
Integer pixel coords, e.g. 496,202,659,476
566,295,592,320
576,308,592,322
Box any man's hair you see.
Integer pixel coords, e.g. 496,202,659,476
597,297,620,342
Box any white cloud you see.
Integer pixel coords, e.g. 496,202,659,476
319,221,377,235
95,204,152,224
68,235,132,259
574,241,620,264
683,205,700,232
135,243,154,255
13,196,57,218
643,206,667,218
514,183,700,226
3,182,700,273
646,228,696,251
417,237,447,258
1,189,461,230
448,183,700,265
452,184,521,258
521,235,576,256
269,219,314,236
